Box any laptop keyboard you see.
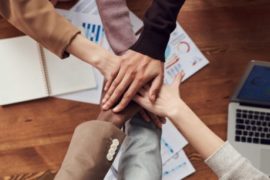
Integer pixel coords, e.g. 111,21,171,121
235,109,270,145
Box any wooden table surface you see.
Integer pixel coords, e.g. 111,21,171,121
1,0,270,179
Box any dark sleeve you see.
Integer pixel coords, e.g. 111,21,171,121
130,0,186,61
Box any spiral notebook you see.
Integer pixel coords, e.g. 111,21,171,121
0,36,96,106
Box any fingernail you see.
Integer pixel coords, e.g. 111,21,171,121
113,107,119,112
102,104,108,110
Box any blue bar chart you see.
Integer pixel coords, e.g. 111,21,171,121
82,22,104,44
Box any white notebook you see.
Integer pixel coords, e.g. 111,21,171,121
0,36,96,105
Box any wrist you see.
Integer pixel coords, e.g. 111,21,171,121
168,100,193,123
66,34,106,67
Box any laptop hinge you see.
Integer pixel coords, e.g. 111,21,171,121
240,102,270,109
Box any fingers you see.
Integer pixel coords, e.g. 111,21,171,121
102,74,133,110
102,69,125,105
172,71,185,88
148,75,163,102
104,76,113,92
112,79,144,112
139,109,151,122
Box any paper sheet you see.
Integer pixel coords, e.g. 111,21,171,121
161,119,187,163
163,150,195,180
164,23,209,84
70,0,99,15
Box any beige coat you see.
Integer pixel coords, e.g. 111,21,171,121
0,0,79,58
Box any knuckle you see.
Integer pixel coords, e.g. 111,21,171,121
136,75,145,82
124,93,133,100
114,89,122,97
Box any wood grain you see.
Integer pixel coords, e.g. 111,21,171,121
1,0,270,179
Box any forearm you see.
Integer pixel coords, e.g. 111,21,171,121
96,0,136,55
66,34,108,67
169,100,224,159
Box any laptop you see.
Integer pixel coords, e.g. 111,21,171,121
228,60,270,175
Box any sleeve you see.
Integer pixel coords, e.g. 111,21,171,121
96,0,137,55
205,142,269,180
118,114,162,180
0,0,80,58
130,0,186,61
55,120,125,180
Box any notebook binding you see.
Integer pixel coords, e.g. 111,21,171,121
38,44,52,95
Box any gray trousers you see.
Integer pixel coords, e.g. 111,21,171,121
118,114,162,180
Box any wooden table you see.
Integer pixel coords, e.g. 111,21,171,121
1,0,270,179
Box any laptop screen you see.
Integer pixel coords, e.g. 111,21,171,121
237,65,270,105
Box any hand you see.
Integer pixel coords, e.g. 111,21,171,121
102,50,164,112
134,72,185,118
97,102,140,128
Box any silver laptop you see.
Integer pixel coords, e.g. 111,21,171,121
228,60,270,175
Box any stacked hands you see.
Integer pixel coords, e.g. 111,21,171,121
96,49,171,128
97,48,185,129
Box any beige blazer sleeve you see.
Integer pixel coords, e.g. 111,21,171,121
54,120,126,180
0,0,80,58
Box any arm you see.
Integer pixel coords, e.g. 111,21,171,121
55,103,140,180
134,73,269,179
0,0,122,81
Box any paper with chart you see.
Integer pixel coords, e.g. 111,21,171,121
163,150,195,180
164,23,209,84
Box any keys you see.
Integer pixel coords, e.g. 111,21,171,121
253,138,259,144
236,118,244,124
236,130,242,135
235,108,270,145
235,136,240,141
261,139,270,145
236,124,245,130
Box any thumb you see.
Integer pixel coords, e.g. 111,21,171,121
172,71,185,88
